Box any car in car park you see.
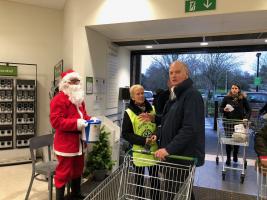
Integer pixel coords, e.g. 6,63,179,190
246,92,267,110
245,92,267,129
214,94,226,103
144,90,154,105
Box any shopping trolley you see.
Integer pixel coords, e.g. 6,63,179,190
216,118,250,183
84,150,197,200
257,160,267,200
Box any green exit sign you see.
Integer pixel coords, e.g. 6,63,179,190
185,0,216,12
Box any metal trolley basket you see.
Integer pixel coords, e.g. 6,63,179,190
216,118,250,183
257,161,267,200
85,150,196,200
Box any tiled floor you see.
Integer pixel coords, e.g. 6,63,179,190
0,118,259,200
0,156,257,200
195,159,257,196
0,163,51,200
199,118,258,197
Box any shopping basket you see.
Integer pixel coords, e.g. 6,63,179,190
216,118,250,183
84,150,197,200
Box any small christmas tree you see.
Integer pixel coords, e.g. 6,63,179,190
84,126,115,178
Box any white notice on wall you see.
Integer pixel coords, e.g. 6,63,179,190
93,77,106,94
106,44,119,109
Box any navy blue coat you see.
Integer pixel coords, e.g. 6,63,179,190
158,78,205,166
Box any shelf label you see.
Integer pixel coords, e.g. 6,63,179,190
0,65,17,76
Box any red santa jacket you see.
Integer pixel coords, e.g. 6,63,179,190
50,92,90,155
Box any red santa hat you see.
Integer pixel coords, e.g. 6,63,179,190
59,69,81,92
61,69,81,83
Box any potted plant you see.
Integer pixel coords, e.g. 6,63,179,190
84,126,115,181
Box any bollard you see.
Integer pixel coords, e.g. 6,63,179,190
214,101,218,130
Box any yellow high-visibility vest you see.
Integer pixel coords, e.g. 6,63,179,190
126,107,158,166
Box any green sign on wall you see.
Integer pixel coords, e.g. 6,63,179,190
0,65,17,76
185,0,216,12
254,77,262,86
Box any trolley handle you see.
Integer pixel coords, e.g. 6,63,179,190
132,149,198,164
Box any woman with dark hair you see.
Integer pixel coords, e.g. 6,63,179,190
220,84,251,166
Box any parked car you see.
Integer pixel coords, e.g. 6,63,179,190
246,92,267,110
144,90,154,105
214,94,226,103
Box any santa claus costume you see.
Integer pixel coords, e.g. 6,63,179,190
50,69,90,200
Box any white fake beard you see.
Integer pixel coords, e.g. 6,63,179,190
63,84,84,106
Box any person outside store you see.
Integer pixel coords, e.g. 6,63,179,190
154,80,172,115
50,69,90,200
152,88,164,112
219,84,251,166
259,103,267,119
122,84,160,200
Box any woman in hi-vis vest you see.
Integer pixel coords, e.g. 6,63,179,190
122,84,160,200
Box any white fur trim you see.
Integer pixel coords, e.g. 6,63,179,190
54,142,82,157
62,71,81,83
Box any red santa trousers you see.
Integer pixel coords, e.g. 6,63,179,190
55,155,84,188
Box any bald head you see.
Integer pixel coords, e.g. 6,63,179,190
169,61,189,86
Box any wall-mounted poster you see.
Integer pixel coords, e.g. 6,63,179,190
54,60,63,87
86,77,93,94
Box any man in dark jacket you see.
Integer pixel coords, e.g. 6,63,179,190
154,61,205,200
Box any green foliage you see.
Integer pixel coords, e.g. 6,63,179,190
83,126,115,177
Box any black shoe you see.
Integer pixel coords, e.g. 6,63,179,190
233,155,238,162
70,193,86,200
56,185,65,200
70,177,85,200
226,159,231,166
233,156,238,162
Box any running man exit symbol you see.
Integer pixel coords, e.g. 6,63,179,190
185,0,216,12
189,1,196,11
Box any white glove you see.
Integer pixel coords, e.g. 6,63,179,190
263,113,267,120
77,119,88,131
90,116,99,122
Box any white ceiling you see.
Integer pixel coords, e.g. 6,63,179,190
7,0,66,10
89,11,267,50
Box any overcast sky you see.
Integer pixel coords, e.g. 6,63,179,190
141,52,266,74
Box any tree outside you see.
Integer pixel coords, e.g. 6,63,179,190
141,52,267,116
141,52,267,94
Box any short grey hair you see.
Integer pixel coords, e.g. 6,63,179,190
129,84,144,98
170,61,190,77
